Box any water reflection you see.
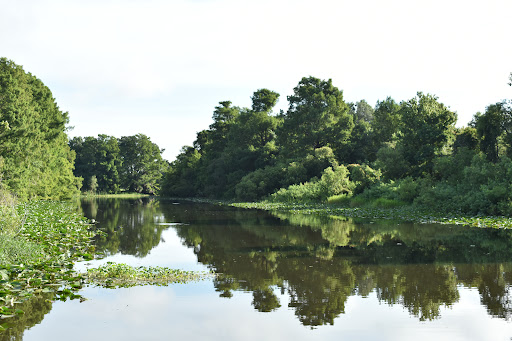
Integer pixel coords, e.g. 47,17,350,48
159,202,512,326
80,198,167,257
80,199,512,325
0,293,54,341
4,198,512,338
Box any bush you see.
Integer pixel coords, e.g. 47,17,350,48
347,164,381,194
270,181,323,203
235,165,284,201
271,165,354,203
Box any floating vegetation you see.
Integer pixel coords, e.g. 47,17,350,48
0,200,214,328
231,201,512,229
84,262,215,288
0,201,95,322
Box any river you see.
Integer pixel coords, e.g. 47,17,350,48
5,198,512,340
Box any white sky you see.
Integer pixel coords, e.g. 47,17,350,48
1,0,510,161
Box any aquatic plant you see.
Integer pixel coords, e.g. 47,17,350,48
231,201,512,229
84,262,214,288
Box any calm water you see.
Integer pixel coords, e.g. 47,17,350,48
3,198,512,340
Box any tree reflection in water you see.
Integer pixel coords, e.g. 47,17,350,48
162,202,512,326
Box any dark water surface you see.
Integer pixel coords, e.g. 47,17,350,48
5,198,512,340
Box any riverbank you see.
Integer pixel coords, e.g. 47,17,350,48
231,201,512,229
0,198,211,329
0,201,96,327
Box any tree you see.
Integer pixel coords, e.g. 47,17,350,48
0,58,80,199
160,146,201,197
251,88,280,113
473,101,512,162
371,97,401,152
453,127,479,154
119,134,166,194
354,99,374,123
69,134,121,193
398,92,457,175
278,76,353,159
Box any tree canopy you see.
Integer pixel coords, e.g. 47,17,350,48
0,58,80,200
70,134,166,195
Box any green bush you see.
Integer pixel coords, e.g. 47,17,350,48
347,164,381,194
271,165,355,203
235,165,284,201
271,181,323,203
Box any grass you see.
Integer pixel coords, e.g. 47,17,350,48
0,235,44,265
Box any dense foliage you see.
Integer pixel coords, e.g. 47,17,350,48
161,75,512,216
0,58,81,200
69,133,167,195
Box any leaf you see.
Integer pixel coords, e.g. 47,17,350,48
0,270,9,281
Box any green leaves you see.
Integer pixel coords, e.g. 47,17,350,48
85,262,214,288
0,201,97,322
0,58,80,200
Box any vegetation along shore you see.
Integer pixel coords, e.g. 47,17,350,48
0,57,511,327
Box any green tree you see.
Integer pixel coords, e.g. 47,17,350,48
354,99,374,123
251,88,280,113
398,93,457,175
160,146,201,197
371,97,401,154
69,134,122,193
453,126,479,153
473,102,512,162
278,77,353,159
119,134,166,194
0,58,80,199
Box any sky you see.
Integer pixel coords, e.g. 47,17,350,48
1,0,510,161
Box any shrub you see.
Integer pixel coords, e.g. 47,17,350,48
347,164,381,194
271,165,355,203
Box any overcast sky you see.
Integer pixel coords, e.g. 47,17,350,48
1,0,510,161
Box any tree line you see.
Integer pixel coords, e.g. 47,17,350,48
0,58,167,198
2,55,512,216
162,75,512,216
69,134,166,195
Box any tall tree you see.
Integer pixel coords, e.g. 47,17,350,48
119,134,166,194
371,97,401,148
398,92,457,175
70,134,121,193
278,77,353,159
0,58,80,199
251,88,280,113
473,102,511,162
354,99,374,123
